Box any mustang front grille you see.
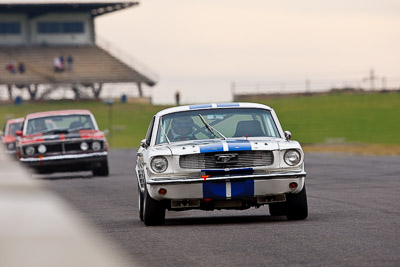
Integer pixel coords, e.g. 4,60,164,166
179,151,274,169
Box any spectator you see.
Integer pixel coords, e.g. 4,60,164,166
53,56,63,72
67,55,73,71
175,91,180,106
121,94,127,103
53,56,59,72
6,60,16,74
18,62,25,74
59,54,65,70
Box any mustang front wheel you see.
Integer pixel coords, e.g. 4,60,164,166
138,186,144,221
269,202,287,216
286,184,308,220
143,186,165,226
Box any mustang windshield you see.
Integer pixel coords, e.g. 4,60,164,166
155,108,280,144
26,115,95,135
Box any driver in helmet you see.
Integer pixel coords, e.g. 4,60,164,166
168,116,196,141
34,119,48,133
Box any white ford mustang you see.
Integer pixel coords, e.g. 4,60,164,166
136,102,307,226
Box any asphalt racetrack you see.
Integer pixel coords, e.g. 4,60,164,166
40,150,400,266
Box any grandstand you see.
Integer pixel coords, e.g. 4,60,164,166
0,1,157,101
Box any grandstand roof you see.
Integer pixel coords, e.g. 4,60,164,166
0,1,138,17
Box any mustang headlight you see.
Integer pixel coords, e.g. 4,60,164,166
150,156,168,173
284,149,301,166
92,141,101,151
7,142,15,150
25,146,35,156
80,142,89,151
38,144,47,154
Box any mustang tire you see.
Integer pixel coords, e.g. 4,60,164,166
269,202,287,216
138,186,144,221
92,160,109,177
286,184,308,220
143,186,165,226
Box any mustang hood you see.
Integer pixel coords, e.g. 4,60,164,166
166,138,281,156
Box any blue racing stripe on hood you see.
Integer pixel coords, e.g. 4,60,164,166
226,140,251,151
199,142,224,153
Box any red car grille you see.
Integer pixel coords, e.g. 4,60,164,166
23,141,103,155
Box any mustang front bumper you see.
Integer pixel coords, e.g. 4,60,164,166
146,171,306,201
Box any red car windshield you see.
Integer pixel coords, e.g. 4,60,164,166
26,114,95,135
6,122,23,137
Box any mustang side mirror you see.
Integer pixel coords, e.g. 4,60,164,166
16,130,23,137
284,130,292,141
140,139,149,148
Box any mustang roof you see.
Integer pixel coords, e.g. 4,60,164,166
156,102,273,117
26,109,93,119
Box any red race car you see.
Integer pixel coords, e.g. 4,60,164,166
1,117,24,155
16,109,109,176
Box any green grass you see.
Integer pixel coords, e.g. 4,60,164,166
258,92,400,145
1,91,399,147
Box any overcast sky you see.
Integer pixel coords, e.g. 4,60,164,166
96,0,400,104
